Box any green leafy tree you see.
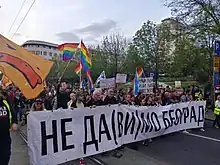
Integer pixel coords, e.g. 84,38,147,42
90,45,110,79
123,44,144,74
131,20,174,86
171,36,209,84
47,57,79,82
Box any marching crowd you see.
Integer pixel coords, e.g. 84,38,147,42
3,81,208,125
0,80,217,164
4,82,205,113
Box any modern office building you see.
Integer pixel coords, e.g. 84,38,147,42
21,40,60,60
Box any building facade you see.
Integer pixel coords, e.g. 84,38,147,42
157,18,187,58
21,40,60,60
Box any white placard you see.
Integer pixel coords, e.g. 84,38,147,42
28,101,205,165
138,77,154,94
175,81,182,88
100,78,115,89
116,74,127,83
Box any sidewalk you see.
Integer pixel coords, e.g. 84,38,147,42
10,131,29,165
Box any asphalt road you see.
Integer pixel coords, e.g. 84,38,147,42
131,120,220,165
11,120,220,165
94,120,220,165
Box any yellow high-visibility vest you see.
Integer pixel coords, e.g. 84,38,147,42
214,105,220,115
3,100,12,125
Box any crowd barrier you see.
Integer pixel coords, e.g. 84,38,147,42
26,101,206,165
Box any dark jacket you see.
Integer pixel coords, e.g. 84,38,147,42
0,99,17,138
56,84,69,109
103,95,118,105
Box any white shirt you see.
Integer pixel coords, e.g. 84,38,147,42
215,100,220,108
76,102,84,108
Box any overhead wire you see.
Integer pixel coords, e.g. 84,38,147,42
8,0,28,35
11,0,37,39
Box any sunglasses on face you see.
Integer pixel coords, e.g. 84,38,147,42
36,102,42,105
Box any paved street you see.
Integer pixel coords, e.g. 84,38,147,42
134,120,220,165
92,120,220,165
10,131,29,165
11,120,220,165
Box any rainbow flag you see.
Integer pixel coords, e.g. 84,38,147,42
74,62,82,76
137,66,145,78
87,70,94,92
80,41,92,71
58,43,79,61
134,66,145,96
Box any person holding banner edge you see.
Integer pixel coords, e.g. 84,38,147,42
0,88,18,165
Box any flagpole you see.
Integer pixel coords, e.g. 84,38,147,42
79,63,82,89
79,40,82,89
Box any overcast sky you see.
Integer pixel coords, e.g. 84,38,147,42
0,0,171,45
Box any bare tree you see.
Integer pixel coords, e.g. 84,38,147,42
165,0,220,34
100,32,128,76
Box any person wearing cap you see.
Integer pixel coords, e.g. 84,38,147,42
30,98,45,111
0,88,18,165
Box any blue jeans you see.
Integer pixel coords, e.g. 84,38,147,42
16,107,24,121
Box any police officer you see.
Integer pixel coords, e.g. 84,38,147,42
213,95,220,128
0,89,18,165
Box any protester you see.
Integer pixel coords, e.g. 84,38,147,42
75,92,85,108
92,91,104,106
0,88,18,165
213,95,220,128
103,89,118,105
55,82,69,109
67,92,76,108
31,98,45,111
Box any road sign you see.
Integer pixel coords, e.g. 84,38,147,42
214,40,220,56
148,72,156,81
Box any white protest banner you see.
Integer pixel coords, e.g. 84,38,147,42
116,74,127,83
28,101,205,165
138,77,154,94
100,78,115,89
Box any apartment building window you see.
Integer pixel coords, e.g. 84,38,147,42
49,52,52,56
36,51,40,55
43,51,47,56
